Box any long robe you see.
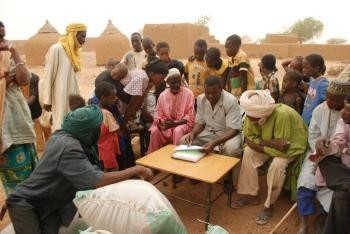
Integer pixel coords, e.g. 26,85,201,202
297,101,340,212
0,50,11,150
40,43,80,130
147,87,195,153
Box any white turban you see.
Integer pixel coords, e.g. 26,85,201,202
240,90,277,118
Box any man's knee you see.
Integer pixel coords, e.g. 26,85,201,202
173,126,186,137
269,157,290,173
222,135,242,157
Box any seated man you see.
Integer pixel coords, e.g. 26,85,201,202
6,106,153,233
181,75,242,158
234,90,308,225
313,94,350,233
148,68,195,153
296,79,350,234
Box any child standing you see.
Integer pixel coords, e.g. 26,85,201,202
95,82,121,171
121,32,146,70
302,54,329,125
279,70,305,114
185,39,209,97
225,34,255,98
205,47,230,91
257,54,280,102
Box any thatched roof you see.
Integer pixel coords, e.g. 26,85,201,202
37,20,58,33
101,20,122,35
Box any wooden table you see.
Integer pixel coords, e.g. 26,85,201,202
136,144,240,229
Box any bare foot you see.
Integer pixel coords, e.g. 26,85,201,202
297,216,308,234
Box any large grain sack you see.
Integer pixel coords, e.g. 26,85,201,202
74,180,187,234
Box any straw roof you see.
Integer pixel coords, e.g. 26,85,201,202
37,20,58,33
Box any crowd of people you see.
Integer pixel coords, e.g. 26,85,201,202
1,20,350,233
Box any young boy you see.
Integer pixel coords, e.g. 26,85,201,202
69,94,86,111
257,54,280,102
142,37,156,59
225,34,255,98
155,41,185,98
156,41,185,75
282,56,309,93
121,32,146,70
95,82,121,172
205,47,230,91
279,70,305,115
184,39,209,97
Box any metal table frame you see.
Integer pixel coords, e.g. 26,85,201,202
150,170,234,230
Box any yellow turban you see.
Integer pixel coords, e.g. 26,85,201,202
240,90,277,118
58,23,87,72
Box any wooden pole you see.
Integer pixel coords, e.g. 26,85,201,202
269,202,297,234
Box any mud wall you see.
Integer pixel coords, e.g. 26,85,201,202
25,33,60,66
143,23,220,59
265,34,298,44
241,44,350,60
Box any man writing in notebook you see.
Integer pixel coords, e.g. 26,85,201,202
181,75,242,158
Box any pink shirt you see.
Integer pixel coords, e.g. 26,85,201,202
315,119,350,186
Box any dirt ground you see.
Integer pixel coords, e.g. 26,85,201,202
0,52,343,233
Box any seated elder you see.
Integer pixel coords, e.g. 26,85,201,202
234,90,308,225
147,68,195,153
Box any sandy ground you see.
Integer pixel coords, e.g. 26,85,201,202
0,52,344,233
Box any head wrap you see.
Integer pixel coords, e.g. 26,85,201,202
337,65,350,80
58,23,87,72
165,68,180,82
240,90,277,118
61,105,102,146
327,79,350,96
0,21,4,28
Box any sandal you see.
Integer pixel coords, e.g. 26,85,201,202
255,209,273,225
231,197,259,209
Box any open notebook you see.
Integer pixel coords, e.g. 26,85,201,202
172,145,206,162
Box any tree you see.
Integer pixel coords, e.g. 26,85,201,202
194,15,212,26
285,17,324,43
326,38,347,44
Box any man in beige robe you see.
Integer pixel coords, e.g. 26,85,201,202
40,23,87,130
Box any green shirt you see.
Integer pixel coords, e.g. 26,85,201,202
244,104,308,157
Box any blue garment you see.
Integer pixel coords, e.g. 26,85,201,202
297,186,328,216
302,77,329,125
297,186,317,216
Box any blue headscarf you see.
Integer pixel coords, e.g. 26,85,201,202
61,105,102,146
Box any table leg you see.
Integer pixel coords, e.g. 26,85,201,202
205,184,212,230
227,169,233,207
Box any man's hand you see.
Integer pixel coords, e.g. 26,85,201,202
309,137,339,163
184,132,195,145
200,141,216,153
245,138,265,153
43,104,52,112
135,165,154,181
260,139,290,152
309,137,330,163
